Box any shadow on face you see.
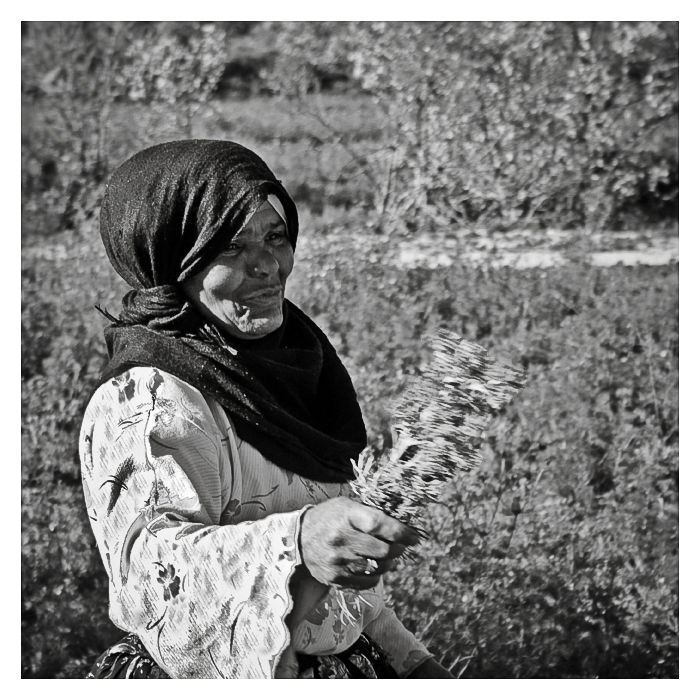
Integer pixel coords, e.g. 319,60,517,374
182,202,294,339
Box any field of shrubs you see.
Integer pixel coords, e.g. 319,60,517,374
21,21,678,678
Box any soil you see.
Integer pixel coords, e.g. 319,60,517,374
393,229,679,269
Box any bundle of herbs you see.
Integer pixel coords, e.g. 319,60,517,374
351,329,526,527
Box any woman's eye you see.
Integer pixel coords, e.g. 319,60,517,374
267,231,287,244
223,242,242,254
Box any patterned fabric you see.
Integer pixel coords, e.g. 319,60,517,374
80,367,432,678
88,634,170,679
88,633,397,679
298,633,398,679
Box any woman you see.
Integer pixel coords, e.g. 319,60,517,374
80,140,453,679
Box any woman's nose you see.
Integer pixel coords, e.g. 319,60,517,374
246,247,279,277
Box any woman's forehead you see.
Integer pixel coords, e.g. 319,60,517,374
236,202,286,237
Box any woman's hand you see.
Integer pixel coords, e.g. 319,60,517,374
407,657,456,678
299,496,421,589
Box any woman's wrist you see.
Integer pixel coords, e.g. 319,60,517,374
288,506,329,627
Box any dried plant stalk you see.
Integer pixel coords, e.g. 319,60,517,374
351,329,526,526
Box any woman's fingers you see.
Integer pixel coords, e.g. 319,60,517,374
300,497,421,587
336,571,383,590
348,503,420,546
360,557,394,576
344,531,407,563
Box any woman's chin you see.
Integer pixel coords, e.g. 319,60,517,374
227,311,283,339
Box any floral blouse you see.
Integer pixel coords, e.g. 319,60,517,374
79,366,431,678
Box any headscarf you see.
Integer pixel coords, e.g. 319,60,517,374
99,140,366,483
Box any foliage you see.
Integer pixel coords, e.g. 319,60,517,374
22,22,128,237
266,21,678,233
376,266,678,677
21,22,126,180
115,23,227,137
22,213,678,676
21,21,227,238
22,21,678,239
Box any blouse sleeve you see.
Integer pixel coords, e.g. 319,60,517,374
363,601,434,677
79,366,307,678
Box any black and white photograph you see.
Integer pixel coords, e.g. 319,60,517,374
20,17,680,681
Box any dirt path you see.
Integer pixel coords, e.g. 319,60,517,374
393,230,679,269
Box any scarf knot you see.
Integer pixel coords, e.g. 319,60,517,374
120,285,201,335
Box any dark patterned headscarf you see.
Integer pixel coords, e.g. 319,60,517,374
99,140,366,483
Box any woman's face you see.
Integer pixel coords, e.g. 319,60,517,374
182,202,294,339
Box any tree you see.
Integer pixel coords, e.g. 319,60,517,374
265,21,678,233
116,22,227,138
21,21,229,236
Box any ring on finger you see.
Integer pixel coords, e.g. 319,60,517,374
363,557,379,575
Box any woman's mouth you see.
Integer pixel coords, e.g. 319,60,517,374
244,286,280,299
239,287,282,307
